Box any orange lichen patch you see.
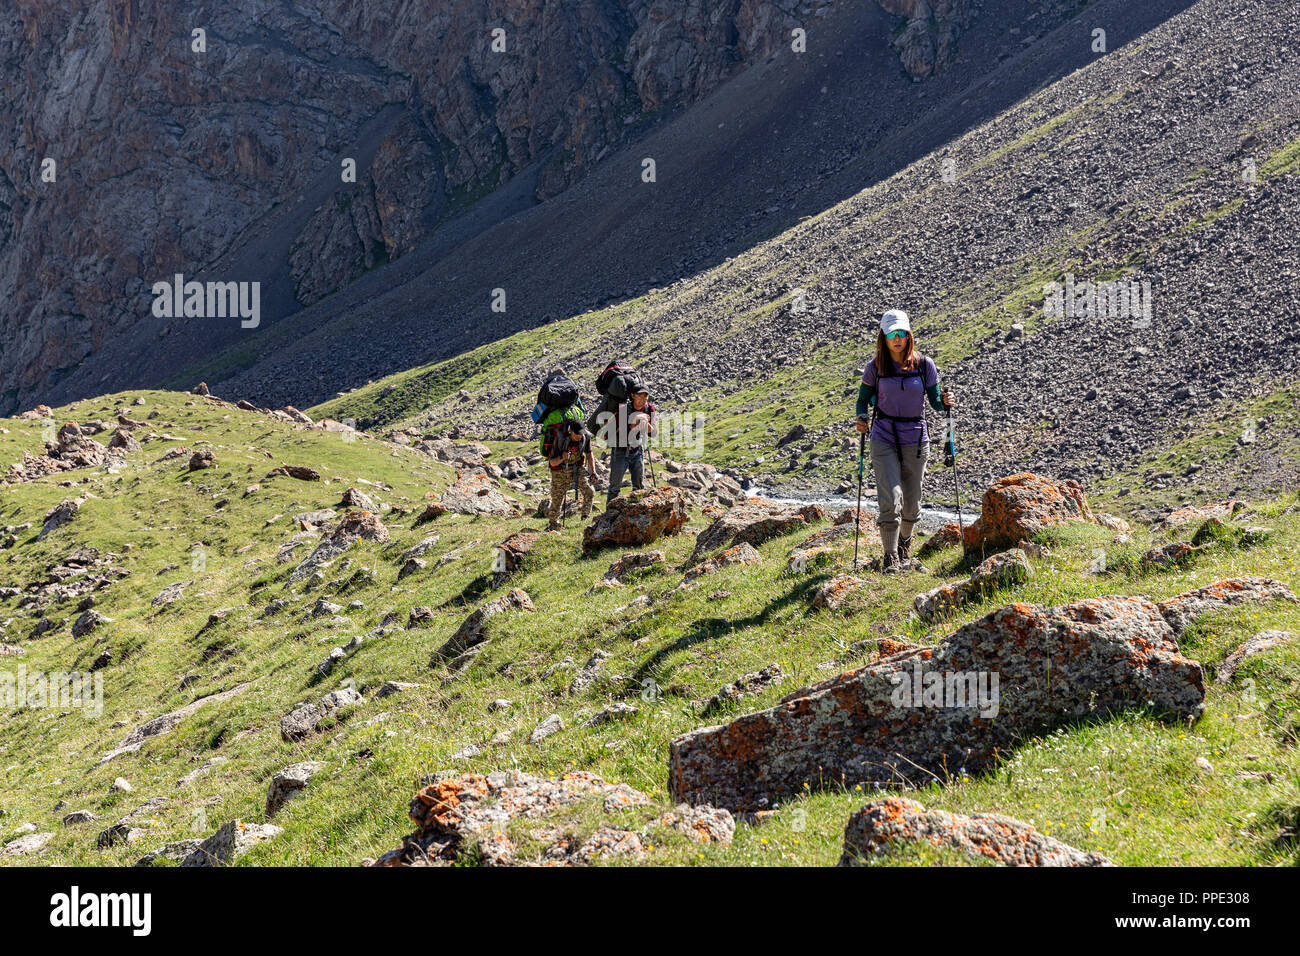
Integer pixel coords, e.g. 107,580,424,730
410,774,490,830
877,637,917,659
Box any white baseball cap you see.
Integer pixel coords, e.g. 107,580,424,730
881,309,911,335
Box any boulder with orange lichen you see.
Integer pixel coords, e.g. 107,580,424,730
1156,576,1296,635
371,770,706,867
839,797,1113,867
689,498,825,564
961,473,1095,554
583,487,690,555
811,574,865,611
668,594,1205,813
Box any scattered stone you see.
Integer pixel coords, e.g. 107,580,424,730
280,687,363,741
529,714,564,745
265,464,322,481
701,663,785,714
71,608,113,638
584,703,638,727
134,840,203,867
431,588,533,666
181,820,283,866
266,761,326,817
914,548,1032,621
62,810,99,826
1,832,54,858
95,683,251,767
188,449,215,471
492,530,537,585
568,650,610,695
377,681,419,698
1140,541,1205,570
1217,630,1297,683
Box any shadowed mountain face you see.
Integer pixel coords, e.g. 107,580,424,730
3,0,958,412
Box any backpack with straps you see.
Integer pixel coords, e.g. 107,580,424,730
596,361,640,402
531,372,584,424
540,405,586,459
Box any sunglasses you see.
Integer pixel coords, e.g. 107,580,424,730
884,330,909,340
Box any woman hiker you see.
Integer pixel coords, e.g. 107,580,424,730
854,309,955,572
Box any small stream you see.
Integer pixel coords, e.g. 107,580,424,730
747,485,968,533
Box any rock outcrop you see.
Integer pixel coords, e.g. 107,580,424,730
669,595,1206,812
582,488,690,554
961,474,1096,553
689,499,824,564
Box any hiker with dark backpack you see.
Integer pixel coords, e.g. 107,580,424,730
605,385,657,508
591,362,657,508
854,310,954,572
533,371,591,530
547,419,595,530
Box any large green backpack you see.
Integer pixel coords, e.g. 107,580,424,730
540,405,585,458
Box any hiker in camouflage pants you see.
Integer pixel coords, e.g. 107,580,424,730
548,420,595,529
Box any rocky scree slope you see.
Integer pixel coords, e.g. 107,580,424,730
313,0,1300,511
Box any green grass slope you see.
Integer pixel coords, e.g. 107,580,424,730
1,392,1299,866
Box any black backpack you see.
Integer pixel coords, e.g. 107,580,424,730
596,362,640,402
539,372,580,410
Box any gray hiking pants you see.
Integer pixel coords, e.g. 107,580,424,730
870,437,928,555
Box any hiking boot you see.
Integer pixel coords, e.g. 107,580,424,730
897,536,912,561
547,520,560,532
881,550,900,574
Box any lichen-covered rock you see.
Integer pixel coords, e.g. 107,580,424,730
669,595,1205,812
431,588,534,665
690,499,824,564
1217,630,1297,683
839,797,1113,866
1156,577,1297,635
372,770,655,867
652,804,735,846
811,574,865,611
583,488,690,555
1161,499,1247,527
492,530,537,586
683,542,762,582
440,471,517,516
961,473,1095,553
917,521,963,557
914,548,1032,622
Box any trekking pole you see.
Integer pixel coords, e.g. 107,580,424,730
853,430,866,570
946,407,964,535
644,438,656,488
